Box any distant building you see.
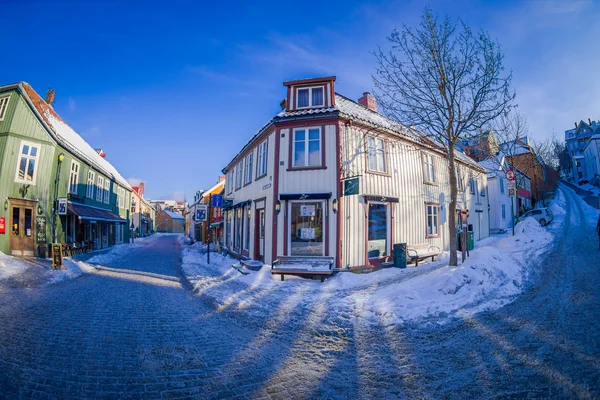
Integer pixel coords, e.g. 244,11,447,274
129,181,155,237
583,134,600,185
460,130,499,162
565,119,600,182
157,210,185,233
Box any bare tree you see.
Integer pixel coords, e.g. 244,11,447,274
373,8,514,266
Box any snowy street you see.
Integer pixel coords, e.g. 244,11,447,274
0,185,598,399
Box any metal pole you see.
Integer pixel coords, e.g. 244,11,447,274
207,194,211,264
511,196,515,236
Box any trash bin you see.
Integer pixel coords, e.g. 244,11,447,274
467,231,474,251
393,243,407,269
457,232,464,251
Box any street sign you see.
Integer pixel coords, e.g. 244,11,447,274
508,180,516,191
505,169,516,181
508,188,516,197
212,195,223,208
196,205,208,222
58,198,67,215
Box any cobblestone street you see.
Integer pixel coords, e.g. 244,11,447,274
0,185,599,399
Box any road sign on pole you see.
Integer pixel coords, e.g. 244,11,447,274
212,195,223,208
57,198,67,215
196,205,208,222
505,169,516,181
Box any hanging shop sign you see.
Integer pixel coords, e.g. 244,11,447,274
0,217,5,234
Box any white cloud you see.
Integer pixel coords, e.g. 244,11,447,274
127,178,143,187
68,97,76,111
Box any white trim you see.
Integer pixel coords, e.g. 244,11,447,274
422,152,436,183
292,127,322,168
295,85,325,109
96,176,104,202
0,94,10,121
103,180,110,204
367,135,387,173
86,170,96,199
14,140,41,185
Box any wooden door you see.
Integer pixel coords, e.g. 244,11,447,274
10,201,36,257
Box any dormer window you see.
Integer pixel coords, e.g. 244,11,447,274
296,86,324,109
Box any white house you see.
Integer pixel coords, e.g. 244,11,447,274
222,76,489,270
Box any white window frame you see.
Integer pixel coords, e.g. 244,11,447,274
96,176,104,201
0,94,10,121
68,160,80,194
235,164,243,190
14,140,40,185
367,135,387,173
426,204,440,237
256,139,268,178
244,152,253,185
287,200,326,257
103,180,110,204
86,170,95,199
422,152,436,183
295,86,325,109
292,127,322,168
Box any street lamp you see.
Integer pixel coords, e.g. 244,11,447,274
52,153,65,243
130,221,135,243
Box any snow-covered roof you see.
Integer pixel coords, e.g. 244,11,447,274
224,92,483,172
202,180,225,200
19,82,131,190
163,210,185,220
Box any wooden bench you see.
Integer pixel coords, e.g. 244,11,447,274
271,256,335,282
407,243,441,267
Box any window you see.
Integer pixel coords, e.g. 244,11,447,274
293,127,321,167
244,206,251,250
96,176,104,201
456,165,463,190
15,141,40,184
236,164,243,189
68,161,80,194
290,202,324,256
426,204,439,237
234,208,242,248
244,153,253,185
131,196,136,215
227,170,234,194
501,204,506,219
87,171,95,198
296,86,324,108
0,95,10,121
256,140,268,177
103,180,110,204
499,178,505,194
422,153,436,183
368,203,388,258
469,175,476,194
367,136,386,173
480,180,486,197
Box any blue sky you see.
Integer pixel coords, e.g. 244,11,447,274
2,0,599,200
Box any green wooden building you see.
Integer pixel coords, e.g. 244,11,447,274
0,82,132,257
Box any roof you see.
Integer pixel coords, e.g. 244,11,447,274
15,82,131,190
163,210,185,220
224,92,483,172
202,180,225,200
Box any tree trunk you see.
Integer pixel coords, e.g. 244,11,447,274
448,145,458,266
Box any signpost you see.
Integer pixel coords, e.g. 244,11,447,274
508,180,516,236
212,195,223,208
343,177,360,196
505,169,516,181
196,206,207,222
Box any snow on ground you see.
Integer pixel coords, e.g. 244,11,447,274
0,252,95,286
181,194,565,325
85,234,166,266
576,182,600,196
0,252,30,280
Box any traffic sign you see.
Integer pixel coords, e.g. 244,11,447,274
196,205,207,222
508,180,516,191
212,195,223,208
505,169,516,181
57,198,67,215
508,188,516,197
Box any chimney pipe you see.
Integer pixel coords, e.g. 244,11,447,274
280,98,288,111
46,89,56,106
575,122,578,129
589,118,592,125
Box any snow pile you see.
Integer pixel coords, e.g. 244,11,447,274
47,260,96,284
0,252,30,280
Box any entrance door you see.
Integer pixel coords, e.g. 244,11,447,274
10,201,36,257
255,209,265,261
289,201,324,256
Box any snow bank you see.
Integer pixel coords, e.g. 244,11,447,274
0,252,30,280
179,196,563,326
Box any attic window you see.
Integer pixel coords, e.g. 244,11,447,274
0,95,10,121
296,86,324,108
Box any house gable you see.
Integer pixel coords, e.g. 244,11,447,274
283,76,336,112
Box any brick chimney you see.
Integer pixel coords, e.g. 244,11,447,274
139,182,145,197
358,92,377,111
46,89,56,106
95,149,106,158
280,98,288,111
218,175,225,182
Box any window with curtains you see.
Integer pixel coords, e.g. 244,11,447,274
426,204,439,237
293,127,321,167
296,86,324,108
367,135,386,173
